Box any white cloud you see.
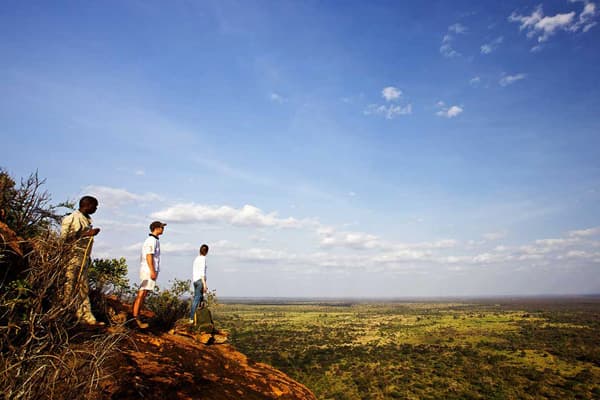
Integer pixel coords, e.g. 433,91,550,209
440,23,467,57
318,227,382,250
480,36,504,54
470,76,481,85
381,86,402,101
449,23,468,34
440,42,460,58
538,12,577,41
564,250,592,259
364,103,412,119
436,104,463,118
83,185,161,208
270,92,286,103
509,2,597,47
364,87,412,119
576,2,597,31
236,247,298,263
534,238,578,247
483,231,507,241
161,242,198,254
568,227,600,237
151,203,306,229
410,239,459,249
499,73,527,86
373,249,430,264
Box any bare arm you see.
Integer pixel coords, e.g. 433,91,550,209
146,254,157,280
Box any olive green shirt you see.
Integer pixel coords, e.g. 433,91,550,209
61,210,93,249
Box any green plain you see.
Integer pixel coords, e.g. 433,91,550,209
214,298,600,400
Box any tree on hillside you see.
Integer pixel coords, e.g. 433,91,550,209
0,168,72,238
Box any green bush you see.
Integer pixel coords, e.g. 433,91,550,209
89,257,130,296
88,257,131,323
145,278,191,331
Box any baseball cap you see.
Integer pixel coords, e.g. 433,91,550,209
149,221,167,231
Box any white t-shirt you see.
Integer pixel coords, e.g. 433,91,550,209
192,255,207,283
140,235,160,275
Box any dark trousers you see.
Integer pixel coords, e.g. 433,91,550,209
190,279,204,320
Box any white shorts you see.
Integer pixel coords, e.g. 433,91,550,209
139,269,157,291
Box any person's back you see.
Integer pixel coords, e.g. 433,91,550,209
190,244,209,323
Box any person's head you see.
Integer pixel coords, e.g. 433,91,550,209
149,221,167,236
199,244,209,256
79,196,98,215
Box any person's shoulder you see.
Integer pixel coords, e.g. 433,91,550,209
143,235,157,245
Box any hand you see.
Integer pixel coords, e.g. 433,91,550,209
150,271,158,280
203,287,208,293
84,228,101,237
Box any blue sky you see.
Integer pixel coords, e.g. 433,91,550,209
2,0,600,297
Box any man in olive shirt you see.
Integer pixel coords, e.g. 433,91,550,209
61,196,103,326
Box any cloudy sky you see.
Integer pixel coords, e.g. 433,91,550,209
2,0,600,297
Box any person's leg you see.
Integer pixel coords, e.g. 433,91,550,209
133,289,147,318
77,263,98,323
133,289,149,328
63,255,78,306
190,280,204,321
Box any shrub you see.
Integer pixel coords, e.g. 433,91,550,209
0,168,71,238
0,233,126,400
89,257,130,297
145,278,191,331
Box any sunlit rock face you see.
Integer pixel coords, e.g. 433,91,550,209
103,324,317,400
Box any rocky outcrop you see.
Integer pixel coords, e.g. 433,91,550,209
103,328,316,400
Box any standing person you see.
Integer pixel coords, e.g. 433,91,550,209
132,221,166,329
61,196,103,326
190,244,209,324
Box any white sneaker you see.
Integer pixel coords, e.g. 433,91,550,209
189,319,194,324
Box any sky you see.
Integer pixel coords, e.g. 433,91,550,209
1,0,600,298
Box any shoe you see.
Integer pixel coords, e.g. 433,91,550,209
81,319,105,327
189,319,194,324
134,318,149,329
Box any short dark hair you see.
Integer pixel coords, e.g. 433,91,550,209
79,196,98,208
149,221,167,231
200,244,209,254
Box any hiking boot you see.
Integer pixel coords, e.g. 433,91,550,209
134,318,149,329
85,320,106,327
80,316,106,327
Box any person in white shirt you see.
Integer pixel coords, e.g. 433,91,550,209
132,221,166,329
189,244,209,323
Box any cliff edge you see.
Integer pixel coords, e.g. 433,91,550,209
102,326,316,400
